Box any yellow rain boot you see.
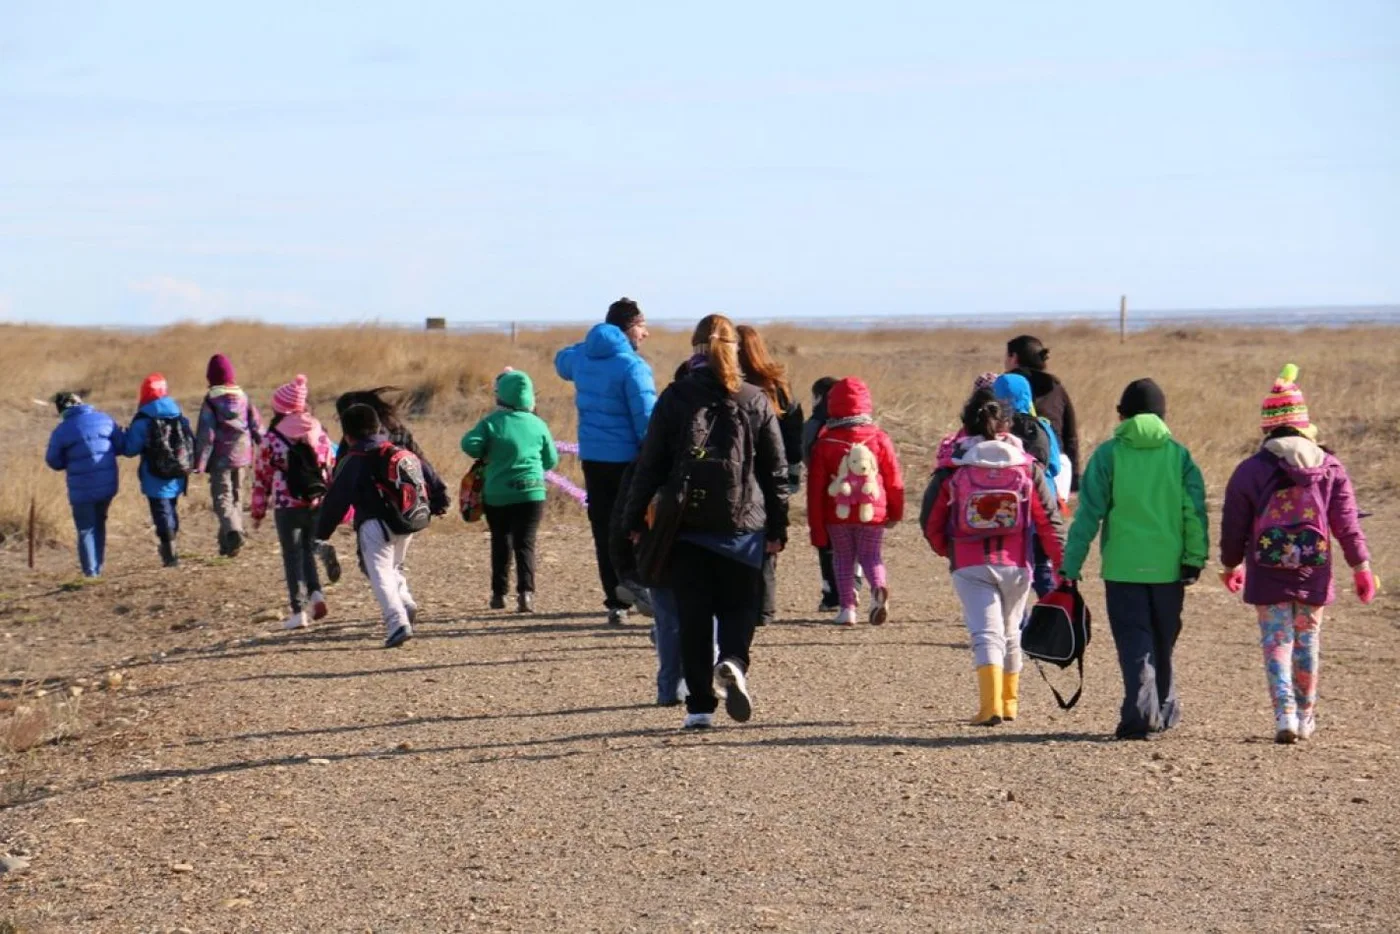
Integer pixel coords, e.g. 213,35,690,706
973,665,1003,726
1002,671,1020,722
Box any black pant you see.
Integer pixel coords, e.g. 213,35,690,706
669,540,763,715
1104,581,1185,737
485,500,544,596
148,496,179,542
761,553,778,622
275,507,323,612
582,460,631,609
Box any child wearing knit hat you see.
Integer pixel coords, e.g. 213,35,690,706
120,373,195,568
252,375,338,630
193,353,264,558
1219,364,1377,744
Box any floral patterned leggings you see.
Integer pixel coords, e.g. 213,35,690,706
1257,602,1324,725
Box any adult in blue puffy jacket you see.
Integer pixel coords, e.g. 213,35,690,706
554,297,657,624
121,373,193,568
45,392,123,577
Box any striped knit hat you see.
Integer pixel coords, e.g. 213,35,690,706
1260,363,1309,434
272,374,309,415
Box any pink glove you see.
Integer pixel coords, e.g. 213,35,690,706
1354,567,1377,604
1220,566,1245,595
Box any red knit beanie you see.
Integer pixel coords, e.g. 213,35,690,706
139,373,168,406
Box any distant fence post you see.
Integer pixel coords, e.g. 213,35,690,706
511,322,517,344
1119,295,1127,343
425,317,446,331
28,497,36,569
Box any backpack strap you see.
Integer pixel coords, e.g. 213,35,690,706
1032,656,1084,711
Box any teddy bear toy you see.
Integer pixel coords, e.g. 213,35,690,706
828,442,883,523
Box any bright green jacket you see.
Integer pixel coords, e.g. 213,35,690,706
1062,414,1208,583
460,371,560,506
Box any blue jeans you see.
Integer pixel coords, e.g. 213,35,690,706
650,588,684,705
71,499,111,577
148,496,180,541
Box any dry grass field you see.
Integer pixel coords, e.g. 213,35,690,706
1,320,1397,932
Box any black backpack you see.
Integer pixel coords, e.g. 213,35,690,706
141,415,195,480
1021,581,1092,710
676,398,753,534
270,427,328,502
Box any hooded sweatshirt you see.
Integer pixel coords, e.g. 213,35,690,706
806,378,905,548
922,436,1065,571
993,373,1061,481
554,323,657,462
122,396,191,499
195,385,265,471
461,370,560,506
1220,435,1369,606
251,411,335,520
1062,413,1208,583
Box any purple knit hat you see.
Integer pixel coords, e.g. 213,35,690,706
206,353,236,386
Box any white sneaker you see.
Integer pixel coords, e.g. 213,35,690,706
834,607,857,627
1298,713,1316,740
682,712,713,730
309,592,328,622
282,611,308,630
714,659,752,723
1275,713,1299,744
870,586,890,626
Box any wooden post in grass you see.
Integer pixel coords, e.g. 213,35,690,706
1119,295,1128,343
27,497,36,569
510,322,518,344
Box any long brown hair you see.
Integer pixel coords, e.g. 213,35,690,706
736,324,791,412
690,314,743,394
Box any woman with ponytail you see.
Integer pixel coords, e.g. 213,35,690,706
1005,335,1080,491
622,314,791,730
737,324,805,624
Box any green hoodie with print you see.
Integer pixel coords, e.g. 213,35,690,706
461,371,560,506
1062,413,1208,583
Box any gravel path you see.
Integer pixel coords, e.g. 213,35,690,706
3,514,1398,933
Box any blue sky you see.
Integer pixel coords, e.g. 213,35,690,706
1,1,1397,326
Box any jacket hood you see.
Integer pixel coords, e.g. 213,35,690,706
139,396,182,419
1263,435,1329,483
208,385,244,400
584,323,634,359
496,370,536,411
1114,413,1172,449
272,411,321,442
992,373,1035,415
62,404,95,421
827,378,872,419
953,437,1029,469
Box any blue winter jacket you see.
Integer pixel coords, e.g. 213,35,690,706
554,323,657,463
45,405,123,505
122,396,191,499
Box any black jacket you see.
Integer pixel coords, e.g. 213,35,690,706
623,367,789,543
1013,367,1079,489
1009,412,1052,471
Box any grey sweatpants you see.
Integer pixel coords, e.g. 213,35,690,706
951,565,1031,672
359,520,417,638
209,467,246,540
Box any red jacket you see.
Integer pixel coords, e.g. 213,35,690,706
807,378,905,548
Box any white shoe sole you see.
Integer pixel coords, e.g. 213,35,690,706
715,661,752,723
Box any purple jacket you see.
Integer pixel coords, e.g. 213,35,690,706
1220,437,1369,607
195,386,264,471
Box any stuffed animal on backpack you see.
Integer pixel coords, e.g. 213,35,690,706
828,442,883,522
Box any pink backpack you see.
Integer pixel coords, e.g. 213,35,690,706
949,463,1033,542
1252,475,1329,569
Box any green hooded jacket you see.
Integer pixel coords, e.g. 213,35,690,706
1062,413,1208,583
461,371,560,506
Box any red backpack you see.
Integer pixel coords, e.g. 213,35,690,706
358,442,432,534
948,462,1032,542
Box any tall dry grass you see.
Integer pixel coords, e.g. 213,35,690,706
1,321,1395,552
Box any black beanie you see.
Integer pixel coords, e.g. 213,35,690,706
54,391,82,415
605,297,643,330
1117,378,1167,419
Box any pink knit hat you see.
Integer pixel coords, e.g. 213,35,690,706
1260,363,1310,434
972,372,998,391
272,374,309,415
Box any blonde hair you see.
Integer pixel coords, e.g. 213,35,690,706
736,324,791,412
690,314,743,394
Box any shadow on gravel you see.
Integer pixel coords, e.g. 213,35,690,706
221,657,582,683
693,731,1111,751
103,720,856,785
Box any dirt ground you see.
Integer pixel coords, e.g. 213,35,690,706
2,499,1398,932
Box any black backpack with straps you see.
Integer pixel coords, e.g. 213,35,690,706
675,396,754,534
1021,581,1092,710
140,414,195,480
269,425,328,502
